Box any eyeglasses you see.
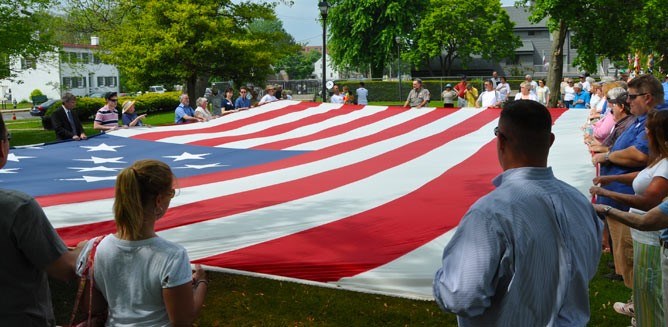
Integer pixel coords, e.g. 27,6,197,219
627,93,647,100
109,98,118,102
494,126,505,139
240,91,247,93
167,188,176,198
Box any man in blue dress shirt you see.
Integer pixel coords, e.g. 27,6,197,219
433,100,602,326
174,94,203,124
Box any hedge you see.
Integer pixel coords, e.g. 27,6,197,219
45,91,181,121
334,78,526,102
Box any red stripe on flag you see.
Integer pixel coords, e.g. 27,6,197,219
188,106,364,147
56,109,499,246
255,108,405,150
192,109,569,282
131,102,320,141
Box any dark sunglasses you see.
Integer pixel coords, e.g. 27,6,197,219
627,93,647,100
109,98,118,102
494,126,505,139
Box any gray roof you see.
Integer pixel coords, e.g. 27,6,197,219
515,40,535,53
504,6,548,29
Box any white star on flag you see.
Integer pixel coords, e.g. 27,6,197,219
173,163,227,170
59,175,119,183
80,143,125,152
7,153,35,162
163,152,211,162
73,156,126,164
0,168,20,174
68,166,124,172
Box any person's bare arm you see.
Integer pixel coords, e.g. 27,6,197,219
595,203,668,231
45,246,83,281
163,264,208,326
591,176,668,211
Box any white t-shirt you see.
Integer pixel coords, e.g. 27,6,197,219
478,90,499,108
194,106,211,121
356,87,368,105
630,158,668,244
563,86,576,101
77,234,192,327
514,93,538,101
259,94,277,105
330,93,344,104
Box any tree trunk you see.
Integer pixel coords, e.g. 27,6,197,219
371,63,384,79
185,74,210,108
547,19,568,108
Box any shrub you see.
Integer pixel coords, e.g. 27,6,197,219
30,89,44,98
44,91,181,121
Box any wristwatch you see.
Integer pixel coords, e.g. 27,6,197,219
603,206,613,215
604,151,611,163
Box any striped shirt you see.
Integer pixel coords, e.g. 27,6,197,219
94,106,119,127
434,167,602,326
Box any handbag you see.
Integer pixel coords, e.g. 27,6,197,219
68,235,109,327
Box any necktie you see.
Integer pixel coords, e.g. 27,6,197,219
66,110,77,134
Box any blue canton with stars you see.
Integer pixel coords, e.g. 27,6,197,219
1,134,306,197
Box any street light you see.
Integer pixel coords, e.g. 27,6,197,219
395,36,402,102
319,1,330,102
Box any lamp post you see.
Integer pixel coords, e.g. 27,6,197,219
319,2,330,102
395,36,402,102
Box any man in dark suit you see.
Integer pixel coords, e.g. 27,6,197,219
51,92,87,141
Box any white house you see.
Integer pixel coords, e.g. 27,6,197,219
0,37,120,103
312,54,341,81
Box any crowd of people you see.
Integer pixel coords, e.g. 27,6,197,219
7,69,668,325
433,73,668,326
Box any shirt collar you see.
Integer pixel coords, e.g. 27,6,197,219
493,166,554,187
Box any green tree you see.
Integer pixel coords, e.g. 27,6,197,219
0,0,57,79
409,0,520,76
519,0,647,106
327,0,428,78
274,50,321,80
60,0,298,104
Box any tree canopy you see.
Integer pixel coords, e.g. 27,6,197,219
409,0,520,76
326,0,429,78
60,0,299,104
0,0,58,79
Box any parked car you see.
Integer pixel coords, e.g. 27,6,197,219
149,85,165,93
88,92,106,98
29,99,59,116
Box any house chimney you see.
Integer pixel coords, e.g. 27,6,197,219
91,36,99,46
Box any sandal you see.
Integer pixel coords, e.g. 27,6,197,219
613,301,634,317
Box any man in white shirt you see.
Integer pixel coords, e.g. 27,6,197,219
356,82,369,105
330,85,344,104
476,80,501,108
525,74,538,96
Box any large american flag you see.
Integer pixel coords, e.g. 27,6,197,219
2,101,593,299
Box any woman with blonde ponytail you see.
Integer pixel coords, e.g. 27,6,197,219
76,160,208,326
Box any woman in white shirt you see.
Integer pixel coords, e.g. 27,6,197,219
194,97,213,121
514,82,538,101
536,79,550,106
495,76,511,102
76,160,208,326
258,85,278,105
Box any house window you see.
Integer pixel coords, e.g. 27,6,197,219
507,55,520,65
97,76,117,87
20,56,36,70
528,31,535,36
64,77,87,88
105,76,117,87
93,54,101,64
81,53,90,64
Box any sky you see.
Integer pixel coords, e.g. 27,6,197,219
274,1,517,46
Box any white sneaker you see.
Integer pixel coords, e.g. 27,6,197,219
613,301,634,317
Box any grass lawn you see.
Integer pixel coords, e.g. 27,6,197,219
6,109,633,326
